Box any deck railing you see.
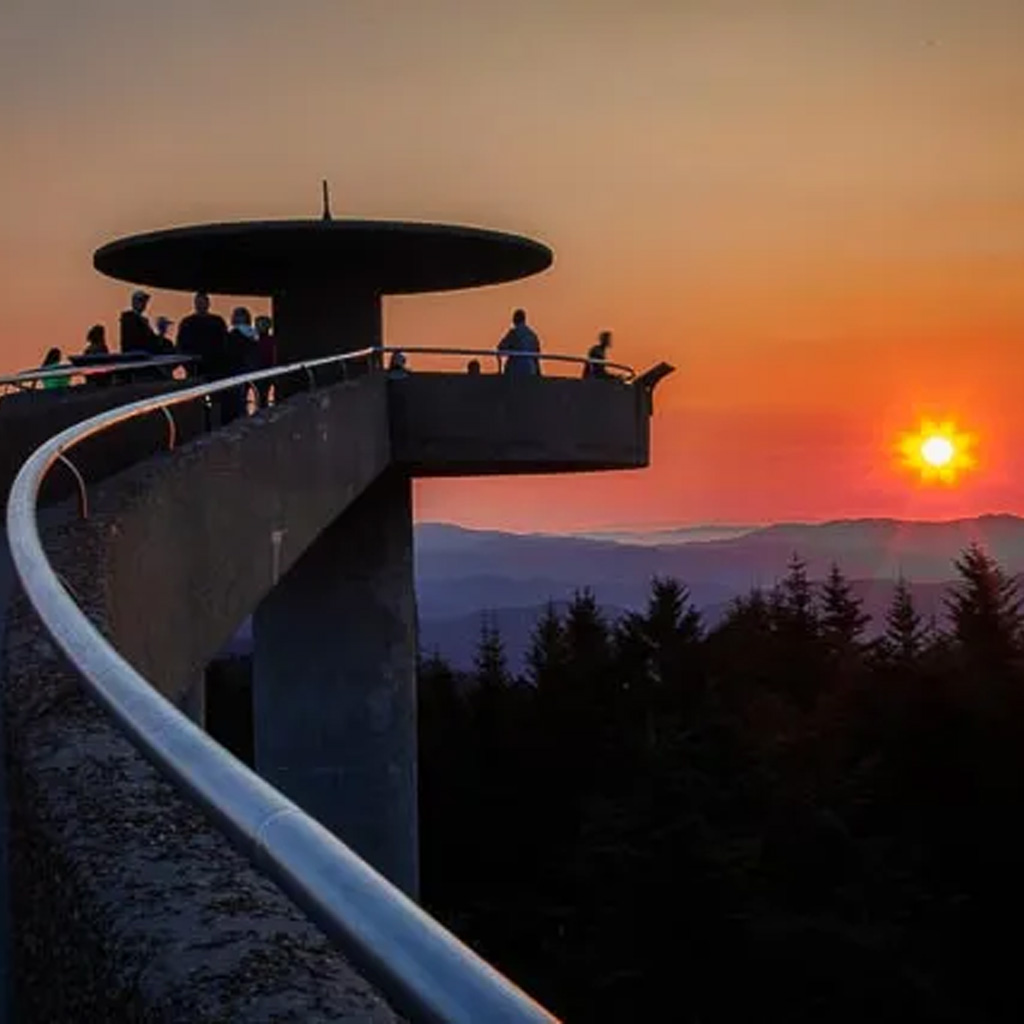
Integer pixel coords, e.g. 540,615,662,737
0,354,196,393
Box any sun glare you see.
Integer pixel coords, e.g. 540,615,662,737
920,436,954,467
898,420,975,484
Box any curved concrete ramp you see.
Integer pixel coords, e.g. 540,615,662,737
3,363,661,1020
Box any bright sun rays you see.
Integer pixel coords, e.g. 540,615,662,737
898,420,976,485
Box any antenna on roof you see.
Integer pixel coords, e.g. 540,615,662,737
321,180,333,222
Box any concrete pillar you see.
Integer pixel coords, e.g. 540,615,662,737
272,284,382,362
252,469,419,897
179,673,206,729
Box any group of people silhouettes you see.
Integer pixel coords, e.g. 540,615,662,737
494,308,614,378
44,290,278,419
41,300,615,403
121,289,276,395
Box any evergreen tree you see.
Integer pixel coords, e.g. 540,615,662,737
474,611,510,690
643,576,704,686
771,554,825,708
882,577,929,666
564,588,610,681
946,543,1023,676
614,577,703,748
559,588,618,766
418,648,462,710
705,587,776,707
779,553,817,635
527,601,569,690
820,562,870,652
724,587,773,634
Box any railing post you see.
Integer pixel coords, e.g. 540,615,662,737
55,453,88,519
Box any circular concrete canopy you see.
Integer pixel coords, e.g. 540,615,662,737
93,219,553,296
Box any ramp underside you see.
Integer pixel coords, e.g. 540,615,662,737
100,375,392,700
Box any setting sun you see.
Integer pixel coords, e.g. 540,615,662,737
898,420,975,484
921,436,954,468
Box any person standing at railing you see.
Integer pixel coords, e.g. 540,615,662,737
497,308,542,376
83,324,109,356
177,291,228,379
155,316,176,354
387,351,410,378
254,314,276,407
119,289,159,354
219,307,257,424
80,324,115,387
583,330,612,379
370,336,384,372
39,347,69,390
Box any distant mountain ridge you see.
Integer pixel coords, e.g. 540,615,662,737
416,514,1024,610
225,515,1024,664
415,515,1024,669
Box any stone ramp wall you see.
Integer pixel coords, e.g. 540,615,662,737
2,507,402,1022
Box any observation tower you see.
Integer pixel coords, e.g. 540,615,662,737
89,191,672,899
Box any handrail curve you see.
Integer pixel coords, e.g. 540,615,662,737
392,345,636,380
3,345,622,1024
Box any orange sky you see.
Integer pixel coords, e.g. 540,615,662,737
4,0,1024,530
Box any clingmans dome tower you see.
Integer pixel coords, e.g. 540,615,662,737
89,194,669,900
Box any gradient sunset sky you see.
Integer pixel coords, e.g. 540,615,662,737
4,0,1024,531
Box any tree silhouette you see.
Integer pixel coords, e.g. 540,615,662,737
642,576,704,684
563,588,610,675
880,577,930,666
769,555,825,709
779,553,817,635
946,542,1023,678
474,611,510,691
526,601,568,691
820,562,870,653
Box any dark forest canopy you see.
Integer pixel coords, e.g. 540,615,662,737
417,542,1024,1023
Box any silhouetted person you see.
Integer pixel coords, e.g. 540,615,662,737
40,347,68,390
254,314,276,407
82,324,112,386
370,337,384,372
583,330,613,379
219,307,256,424
119,289,159,354
177,292,228,379
83,324,108,356
467,359,482,375
497,308,541,376
387,351,410,379
155,316,176,354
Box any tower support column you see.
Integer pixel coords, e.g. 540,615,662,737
252,469,419,897
272,284,382,362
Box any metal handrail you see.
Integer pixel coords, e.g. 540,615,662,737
394,345,635,380
6,345,581,1024
0,354,197,390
